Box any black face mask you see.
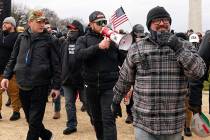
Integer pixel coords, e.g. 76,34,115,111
67,31,80,41
2,30,9,36
150,30,172,46
192,42,199,51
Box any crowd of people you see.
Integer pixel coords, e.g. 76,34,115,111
0,5,209,140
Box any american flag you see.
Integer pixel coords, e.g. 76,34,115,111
110,7,129,29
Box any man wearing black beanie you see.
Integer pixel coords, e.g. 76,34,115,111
146,6,171,30
111,6,206,140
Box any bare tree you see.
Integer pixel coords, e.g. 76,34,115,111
41,8,60,28
11,2,28,26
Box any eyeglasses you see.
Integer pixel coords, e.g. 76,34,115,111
152,18,170,25
95,20,107,26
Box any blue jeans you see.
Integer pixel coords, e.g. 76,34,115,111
63,85,84,129
134,127,182,140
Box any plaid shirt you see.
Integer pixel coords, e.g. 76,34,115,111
113,36,206,135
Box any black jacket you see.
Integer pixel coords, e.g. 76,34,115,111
75,29,125,90
61,39,83,87
189,30,210,113
0,31,18,73
3,28,61,89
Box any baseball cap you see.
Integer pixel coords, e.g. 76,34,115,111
133,24,145,37
189,33,199,43
89,11,106,22
28,10,46,21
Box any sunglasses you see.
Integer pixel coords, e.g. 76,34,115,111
152,18,170,25
95,20,107,26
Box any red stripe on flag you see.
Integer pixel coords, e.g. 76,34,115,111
113,15,128,24
110,7,129,29
113,16,128,28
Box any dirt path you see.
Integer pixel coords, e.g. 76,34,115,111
0,93,209,140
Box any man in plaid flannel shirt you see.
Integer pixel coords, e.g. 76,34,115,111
111,6,206,140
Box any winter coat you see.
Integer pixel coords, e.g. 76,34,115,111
61,39,83,88
0,31,18,73
75,29,125,90
3,28,61,89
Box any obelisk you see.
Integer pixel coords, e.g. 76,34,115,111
189,0,202,32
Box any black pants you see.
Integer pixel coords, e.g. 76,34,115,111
85,86,117,140
19,85,51,140
126,95,133,116
189,79,203,107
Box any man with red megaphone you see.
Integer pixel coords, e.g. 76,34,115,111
75,10,126,140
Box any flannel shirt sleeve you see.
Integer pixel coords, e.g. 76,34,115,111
175,41,206,80
113,48,136,104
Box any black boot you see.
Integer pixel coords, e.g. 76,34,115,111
5,98,11,107
63,127,77,135
184,127,192,137
125,114,133,124
10,112,20,121
80,104,86,112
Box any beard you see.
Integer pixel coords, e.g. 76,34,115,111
2,26,12,33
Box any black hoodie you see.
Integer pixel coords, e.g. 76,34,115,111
61,20,84,87
0,31,18,73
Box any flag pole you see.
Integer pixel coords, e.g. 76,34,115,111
120,4,133,29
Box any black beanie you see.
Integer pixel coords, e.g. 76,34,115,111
146,6,171,30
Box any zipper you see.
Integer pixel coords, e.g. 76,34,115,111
97,72,100,89
2,34,5,44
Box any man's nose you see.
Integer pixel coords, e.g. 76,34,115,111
159,20,164,25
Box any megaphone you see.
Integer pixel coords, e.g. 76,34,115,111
100,27,133,51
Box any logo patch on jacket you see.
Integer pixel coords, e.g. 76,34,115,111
68,44,75,54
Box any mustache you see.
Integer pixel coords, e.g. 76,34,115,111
156,25,169,30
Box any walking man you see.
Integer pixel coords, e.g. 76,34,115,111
1,10,61,140
0,17,21,121
111,6,206,140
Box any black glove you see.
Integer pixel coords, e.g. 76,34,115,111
167,34,183,52
189,104,201,114
156,31,171,46
111,102,122,118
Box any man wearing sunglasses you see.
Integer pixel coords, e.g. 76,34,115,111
75,11,125,140
111,6,206,140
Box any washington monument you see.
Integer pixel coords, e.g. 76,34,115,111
189,0,202,32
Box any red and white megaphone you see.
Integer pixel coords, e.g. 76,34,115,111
100,27,133,51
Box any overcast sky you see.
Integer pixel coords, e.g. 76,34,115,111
13,0,210,32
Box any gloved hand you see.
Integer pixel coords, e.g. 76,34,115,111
189,104,201,114
156,31,171,46
167,34,183,52
111,102,122,118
